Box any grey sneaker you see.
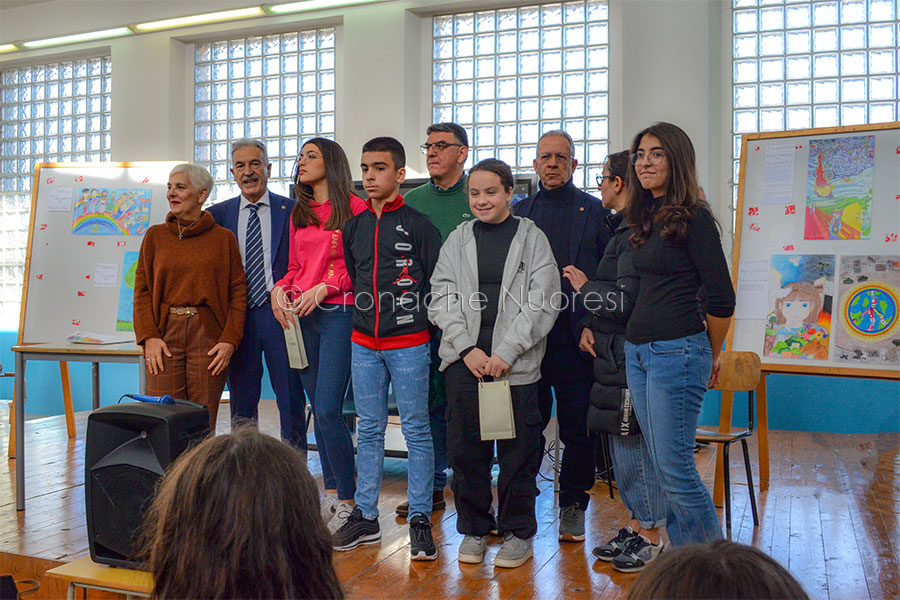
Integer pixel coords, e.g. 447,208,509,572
558,505,585,542
458,535,487,564
592,526,639,561
328,502,354,534
611,534,666,572
321,495,339,526
494,533,533,568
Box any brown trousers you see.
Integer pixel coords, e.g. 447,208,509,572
146,312,227,431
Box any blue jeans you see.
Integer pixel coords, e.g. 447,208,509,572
608,433,667,529
625,332,722,546
299,306,355,500
352,341,433,520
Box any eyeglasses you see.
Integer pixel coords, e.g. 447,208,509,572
420,142,464,154
595,174,612,187
630,150,667,165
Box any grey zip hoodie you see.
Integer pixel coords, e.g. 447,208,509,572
428,216,561,385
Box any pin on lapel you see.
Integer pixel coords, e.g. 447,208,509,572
579,206,585,211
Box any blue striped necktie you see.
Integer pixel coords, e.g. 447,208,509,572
245,203,268,308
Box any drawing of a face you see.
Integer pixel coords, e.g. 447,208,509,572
782,298,812,328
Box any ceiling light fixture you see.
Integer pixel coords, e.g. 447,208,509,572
134,7,265,32
22,27,132,49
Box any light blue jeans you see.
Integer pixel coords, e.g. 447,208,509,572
352,341,433,520
625,332,722,546
608,433,667,529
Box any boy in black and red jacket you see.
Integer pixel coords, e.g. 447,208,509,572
332,136,442,561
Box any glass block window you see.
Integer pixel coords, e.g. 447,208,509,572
732,0,900,209
0,56,112,330
194,29,336,202
432,1,610,188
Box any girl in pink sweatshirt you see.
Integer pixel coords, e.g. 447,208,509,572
272,138,366,531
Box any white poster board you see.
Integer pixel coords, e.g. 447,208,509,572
18,162,183,345
730,123,900,379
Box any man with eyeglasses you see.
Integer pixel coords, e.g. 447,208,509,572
395,122,471,519
514,130,611,543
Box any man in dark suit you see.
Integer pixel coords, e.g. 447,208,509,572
513,130,611,543
207,138,306,449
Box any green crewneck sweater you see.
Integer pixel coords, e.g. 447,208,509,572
403,174,469,242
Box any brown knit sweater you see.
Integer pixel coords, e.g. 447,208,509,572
133,211,247,348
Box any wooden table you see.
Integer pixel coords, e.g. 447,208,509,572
11,342,145,510
46,556,152,599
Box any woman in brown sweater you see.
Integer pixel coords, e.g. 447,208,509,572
134,164,247,431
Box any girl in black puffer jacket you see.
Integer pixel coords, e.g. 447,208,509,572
562,150,667,573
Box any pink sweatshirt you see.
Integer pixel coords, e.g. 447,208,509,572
276,194,368,305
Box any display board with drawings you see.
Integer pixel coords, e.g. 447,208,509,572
729,122,900,379
18,162,183,345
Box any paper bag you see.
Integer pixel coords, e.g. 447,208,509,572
284,314,309,369
478,379,515,440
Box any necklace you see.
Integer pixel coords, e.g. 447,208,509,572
177,218,199,239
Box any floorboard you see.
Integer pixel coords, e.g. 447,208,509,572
0,401,896,599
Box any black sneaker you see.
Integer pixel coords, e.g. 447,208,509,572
332,507,381,551
592,526,639,561
409,514,437,561
611,534,665,573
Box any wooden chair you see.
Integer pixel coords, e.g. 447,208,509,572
697,350,761,535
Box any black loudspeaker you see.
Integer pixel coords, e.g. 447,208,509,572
85,400,210,568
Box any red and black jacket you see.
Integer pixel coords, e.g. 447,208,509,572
342,194,442,350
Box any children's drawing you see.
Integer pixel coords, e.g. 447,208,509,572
833,255,900,365
804,135,874,240
116,252,140,331
764,254,835,361
72,188,152,236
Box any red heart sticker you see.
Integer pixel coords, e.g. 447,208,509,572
36,274,43,280
85,275,91,279
77,291,86,297
785,205,796,215
755,146,760,151
783,244,795,251
87,241,95,246
46,177,55,184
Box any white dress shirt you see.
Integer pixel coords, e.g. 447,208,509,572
237,191,275,291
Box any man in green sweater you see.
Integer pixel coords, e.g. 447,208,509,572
396,122,470,517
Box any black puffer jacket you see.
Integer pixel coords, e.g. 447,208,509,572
577,211,639,435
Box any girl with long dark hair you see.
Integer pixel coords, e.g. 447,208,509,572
271,138,366,531
623,122,735,547
140,428,343,600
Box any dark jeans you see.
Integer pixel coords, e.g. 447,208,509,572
229,305,306,449
428,336,448,491
538,341,596,509
299,306,356,500
446,361,543,539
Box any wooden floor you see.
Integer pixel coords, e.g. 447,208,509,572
0,400,897,600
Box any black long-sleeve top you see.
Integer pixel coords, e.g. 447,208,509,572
472,215,519,352
626,201,735,345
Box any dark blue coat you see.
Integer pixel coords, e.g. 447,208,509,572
513,179,611,341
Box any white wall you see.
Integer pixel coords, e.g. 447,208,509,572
0,0,733,223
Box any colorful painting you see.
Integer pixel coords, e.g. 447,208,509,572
804,135,874,240
72,188,151,236
833,255,900,365
764,254,835,361
116,252,140,331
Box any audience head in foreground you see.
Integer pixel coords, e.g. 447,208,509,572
627,539,808,600
140,427,343,600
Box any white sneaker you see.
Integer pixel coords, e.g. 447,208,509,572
328,502,355,534
458,535,487,564
321,495,339,526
